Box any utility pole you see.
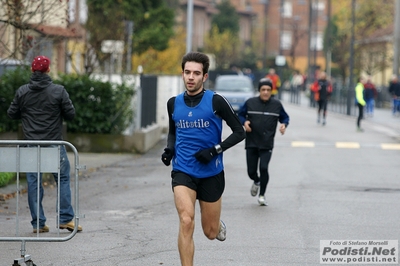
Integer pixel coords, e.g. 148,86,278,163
307,0,313,87
262,0,269,70
277,0,285,100
186,0,193,54
126,21,133,74
313,0,318,70
394,0,400,77
279,0,284,57
347,0,356,116
325,0,331,78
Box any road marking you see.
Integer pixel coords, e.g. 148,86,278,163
292,141,315,147
335,142,360,149
275,141,400,150
381,143,400,150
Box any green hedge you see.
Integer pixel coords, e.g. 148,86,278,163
0,66,31,132
0,68,134,134
54,74,134,134
0,172,15,187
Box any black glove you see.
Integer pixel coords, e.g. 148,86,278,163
194,147,218,164
161,148,174,166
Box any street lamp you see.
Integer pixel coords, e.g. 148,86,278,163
186,0,193,54
135,65,143,131
277,0,284,100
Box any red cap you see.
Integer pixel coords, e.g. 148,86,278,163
31,56,50,72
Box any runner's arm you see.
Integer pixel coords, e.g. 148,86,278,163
166,97,176,151
213,94,245,152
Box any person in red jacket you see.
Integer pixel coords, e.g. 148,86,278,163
265,68,281,97
311,71,333,125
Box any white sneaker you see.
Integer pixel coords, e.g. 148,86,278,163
258,195,267,206
250,182,260,197
216,220,226,241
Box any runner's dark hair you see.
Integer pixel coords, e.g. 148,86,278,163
181,52,210,74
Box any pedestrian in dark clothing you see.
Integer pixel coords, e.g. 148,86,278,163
388,75,400,116
363,76,377,117
237,78,290,206
7,55,82,233
161,52,245,266
311,71,332,125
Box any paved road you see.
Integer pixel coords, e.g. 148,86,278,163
0,93,399,265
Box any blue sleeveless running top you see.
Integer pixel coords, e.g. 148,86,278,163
172,90,223,178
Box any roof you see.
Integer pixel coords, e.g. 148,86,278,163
180,0,220,15
29,24,81,38
358,23,394,44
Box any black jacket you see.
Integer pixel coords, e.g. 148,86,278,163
7,71,75,140
389,81,400,97
238,96,289,150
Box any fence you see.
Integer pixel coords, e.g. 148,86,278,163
0,140,85,266
285,79,392,116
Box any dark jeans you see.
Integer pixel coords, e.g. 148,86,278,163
365,99,375,115
27,145,74,228
357,103,364,128
246,148,272,196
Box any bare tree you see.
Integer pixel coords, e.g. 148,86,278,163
288,16,308,70
0,0,70,61
359,42,391,77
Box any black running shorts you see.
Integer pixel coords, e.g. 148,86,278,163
171,170,225,202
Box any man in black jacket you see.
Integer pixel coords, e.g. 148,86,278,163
7,55,82,233
238,78,290,206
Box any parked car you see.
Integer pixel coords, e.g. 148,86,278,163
0,58,28,77
213,75,256,112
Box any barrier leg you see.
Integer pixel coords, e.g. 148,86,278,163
12,256,36,266
12,241,36,266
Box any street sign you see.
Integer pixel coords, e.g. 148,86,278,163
275,55,286,66
101,40,124,54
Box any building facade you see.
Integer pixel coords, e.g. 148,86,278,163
177,0,256,54
178,0,330,75
0,0,80,73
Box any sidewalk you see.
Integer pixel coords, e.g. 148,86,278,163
281,91,400,140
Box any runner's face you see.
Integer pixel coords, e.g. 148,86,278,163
182,61,208,96
259,85,272,101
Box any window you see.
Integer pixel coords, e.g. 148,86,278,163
310,32,323,51
68,0,87,24
282,1,293,18
312,1,325,11
79,0,88,24
281,31,292,50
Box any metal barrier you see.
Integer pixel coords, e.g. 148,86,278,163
0,140,86,266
